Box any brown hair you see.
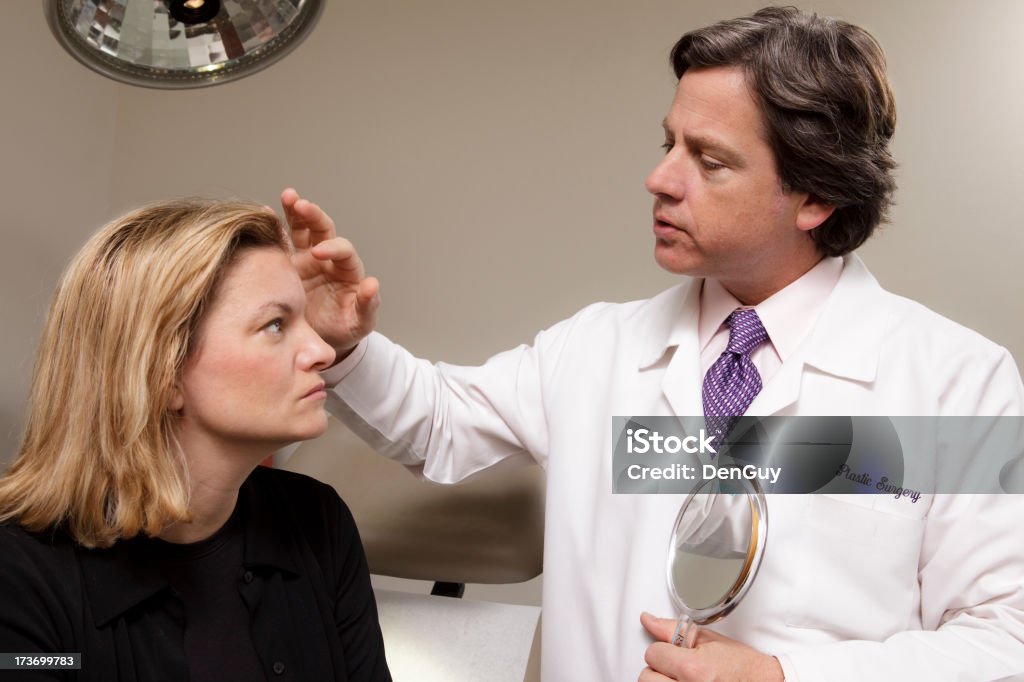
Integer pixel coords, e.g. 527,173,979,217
671,6,897,256
0,199,288,548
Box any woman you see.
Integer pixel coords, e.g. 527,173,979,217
0,199,391,681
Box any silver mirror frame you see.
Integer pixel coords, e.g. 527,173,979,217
665,476,769,627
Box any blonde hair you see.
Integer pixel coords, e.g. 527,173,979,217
0,199,288,548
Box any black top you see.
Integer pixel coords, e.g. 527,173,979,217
149,497,265,682
0,467,392,682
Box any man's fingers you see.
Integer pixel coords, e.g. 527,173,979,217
282,189,337,250
641,612,679,643
282,188,310,249
311,238,364,274
299,200,336,246
642,614,692,679
357,277,381,308
638,667,674,682
645,642,693,679
354,277,381,333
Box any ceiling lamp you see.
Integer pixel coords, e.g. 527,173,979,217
44,0,325,89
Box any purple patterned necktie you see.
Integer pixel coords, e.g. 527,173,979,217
702,309,769,452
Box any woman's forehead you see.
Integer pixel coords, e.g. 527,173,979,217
209,248,304,315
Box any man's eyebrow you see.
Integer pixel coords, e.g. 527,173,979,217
684,132,745,166
661,119,746,166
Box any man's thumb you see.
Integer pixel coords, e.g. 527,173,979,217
640,611,679,643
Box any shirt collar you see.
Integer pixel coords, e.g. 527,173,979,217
637,253,889,381
697,278,740,353
698,256,844,361
80,468,302,627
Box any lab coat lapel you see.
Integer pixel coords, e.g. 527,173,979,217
658,280,704,416
749,253,889,416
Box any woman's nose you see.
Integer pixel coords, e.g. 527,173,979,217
299,324,337,371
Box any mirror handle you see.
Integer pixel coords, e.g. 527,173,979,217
671,615,700,648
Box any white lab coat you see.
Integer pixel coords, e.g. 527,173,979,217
327,254,1024,681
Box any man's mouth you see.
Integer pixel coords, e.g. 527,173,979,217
654,213,684,237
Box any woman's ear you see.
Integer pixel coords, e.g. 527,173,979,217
169,386,185,412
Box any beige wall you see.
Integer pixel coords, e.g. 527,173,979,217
3,0,1023,604
84,0,1024,368
0,5,119,463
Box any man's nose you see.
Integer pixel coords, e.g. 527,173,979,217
645,152,685,200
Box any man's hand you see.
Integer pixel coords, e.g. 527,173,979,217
639,613,784,682
281,188,380,358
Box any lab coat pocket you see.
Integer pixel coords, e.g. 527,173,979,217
784,495,926,640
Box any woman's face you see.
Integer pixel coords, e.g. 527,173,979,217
175,247,335,454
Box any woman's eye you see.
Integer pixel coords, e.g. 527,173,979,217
660,141,673,153
264,318,284,334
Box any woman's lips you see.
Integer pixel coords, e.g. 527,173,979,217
301,382,327,400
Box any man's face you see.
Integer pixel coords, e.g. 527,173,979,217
646,65,820,302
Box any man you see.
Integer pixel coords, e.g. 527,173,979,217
285,7,1024,681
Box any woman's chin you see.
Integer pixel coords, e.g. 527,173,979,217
291,413,330,442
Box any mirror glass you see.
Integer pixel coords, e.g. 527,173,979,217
666,477,767,644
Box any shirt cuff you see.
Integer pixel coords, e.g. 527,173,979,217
776,653,798,682
321,337,369,388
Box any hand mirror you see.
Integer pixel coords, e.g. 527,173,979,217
665,476,768,647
